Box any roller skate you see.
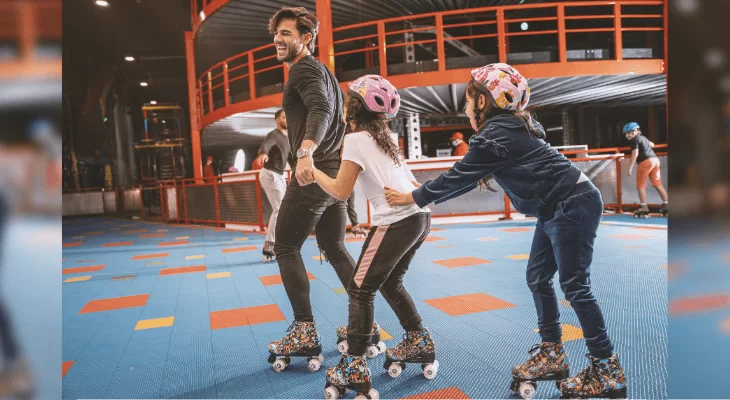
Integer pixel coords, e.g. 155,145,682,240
324,353,379,399
351,225,366,239
383,328,438,379
560,354,627,399
632,205,650,219
267,320,324,372
262,241,276,262
660,203,668,217
336,322,387,358
510,342,570,399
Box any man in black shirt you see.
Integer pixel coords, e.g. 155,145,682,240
255,109,291,262
624,122,668,216
266,6,357,362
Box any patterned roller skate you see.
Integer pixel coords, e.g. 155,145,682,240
336,322,387,358
560,354,627,399
351,225,366,239
633,206,650,219
324,354,379,399
660,203,668,217
262,241,276,262
0,358,34,400
510,342,570,399
267,321,324,372
383,328,438,379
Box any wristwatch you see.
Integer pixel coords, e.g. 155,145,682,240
296,148,312,159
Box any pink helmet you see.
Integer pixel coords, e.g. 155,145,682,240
347,74,401,118
470,63,530,111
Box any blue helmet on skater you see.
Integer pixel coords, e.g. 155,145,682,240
622,122,640,134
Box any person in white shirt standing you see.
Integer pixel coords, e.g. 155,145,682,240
311,75,438,398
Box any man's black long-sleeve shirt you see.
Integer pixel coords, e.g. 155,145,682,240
259,129,290,174
282,55,346,171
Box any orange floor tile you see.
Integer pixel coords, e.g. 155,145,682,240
500,227,534,232
669,294,730,315
103,241,134,247
63,242,83,248
260,272,315,286
424,236,445,242
79,294,150,314
210,304,285,330
158,240,189,247
160,265,206,276
401,387,471,399
124,229,147,234
62,265,106,275
140,233,166,238
433,257,491,268
425,293,516,316
608,233,656,240
221,246,257,254
131,252,169,260
62,360,75,378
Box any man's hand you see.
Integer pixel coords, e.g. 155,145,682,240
296,156,315,185
384,186,415,206
257,153,269,164
411,180,422,188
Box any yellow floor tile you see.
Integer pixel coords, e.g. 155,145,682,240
176,236,190,240
72,236,85,239
234,237,249,241
380,328,393,341
135,316,175,331
533,324,583,342
207,272,232,279
313,255,324,260
145,261,165,266
506,254,530,260
720,317,730,334
559,299,572,308
186,255,205,260
333,287,347,295
63,276,91,283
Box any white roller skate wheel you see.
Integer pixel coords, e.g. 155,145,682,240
272,359,287,372
308,357,322,372
318,354,325,363
324,386,340,399
519,381,536,399
387,363,402,378
376,341,387,354
354,388,379,400
366,345,379,358
423,363,438,379
338,341,348,354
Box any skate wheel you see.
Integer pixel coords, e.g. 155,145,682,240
422,361,438,380
366,344,379,358
324,386,340,399
519,381,536,399
272,358,287,372
308,357,322,372
337,341,348,354
555,380,562,390
376,341,387,354
318,354,325,363
387,362,402,378
354,388,379,400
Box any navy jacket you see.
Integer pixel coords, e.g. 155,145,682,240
412,114,581,219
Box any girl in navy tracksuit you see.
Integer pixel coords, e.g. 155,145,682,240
385,63,627,399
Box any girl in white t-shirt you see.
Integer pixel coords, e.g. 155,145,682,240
311,75,438,397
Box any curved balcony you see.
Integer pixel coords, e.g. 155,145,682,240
194,0,666,130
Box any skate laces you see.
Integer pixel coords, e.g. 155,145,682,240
576,354,603,383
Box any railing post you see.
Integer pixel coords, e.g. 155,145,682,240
503,192,512,220
435,14,445,72
182,180,189,225
185,31,203,183
558,4,567,63
19,2,36,61
207,71,213,112
316,0,335,72
214,179,221,226
248,51,257,100
616,157,623,213
497,7,507,63
223,63,230,107
614,3,623,61
377,21,387,77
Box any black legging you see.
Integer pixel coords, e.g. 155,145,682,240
274,169,357,321
0,194,19,361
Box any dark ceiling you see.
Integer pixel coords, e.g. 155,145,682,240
194,0,575,73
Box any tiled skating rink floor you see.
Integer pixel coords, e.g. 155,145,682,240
61,214,667,399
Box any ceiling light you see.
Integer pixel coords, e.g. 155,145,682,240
125,56,135,62
95,0,109,6
704,49,725,70
140,82,148,87
150,101,157,105
521,22,529,31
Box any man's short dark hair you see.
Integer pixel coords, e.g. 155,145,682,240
269,7,319,54
275,109,285,119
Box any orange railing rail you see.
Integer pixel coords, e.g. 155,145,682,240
0,0,61,78
195,0,665,124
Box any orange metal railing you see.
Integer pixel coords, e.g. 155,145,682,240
195,0,665,122
0,0,61,78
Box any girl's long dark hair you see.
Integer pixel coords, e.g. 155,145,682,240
466,79,541,137
344,94,404,166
